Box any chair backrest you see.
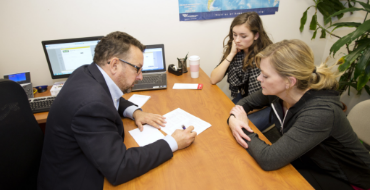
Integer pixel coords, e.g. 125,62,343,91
0,79,43,189
347,99,370,145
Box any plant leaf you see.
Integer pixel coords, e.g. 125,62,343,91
310,15,317,30
364,85,370,96
324,7,364,24
350,82,357,89
330,30,355,56
357,1,370,12
357,62,370,91
312,30,318,40
300,9,309,32
328,0,346,8
330,22,361,32
320,28,327,38
338,43,368,72
350,19,370,40
327,0,346,16
356,86,363,95
347,0,353,8
317,2,333,25
357,38,370,47
319,0,346,24
330,19,370,56
354,47,370,80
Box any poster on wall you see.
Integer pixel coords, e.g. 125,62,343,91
178,0,280,21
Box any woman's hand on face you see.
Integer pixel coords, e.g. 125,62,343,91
229,41,240,57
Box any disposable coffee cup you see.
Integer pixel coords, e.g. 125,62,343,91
188,55,200,78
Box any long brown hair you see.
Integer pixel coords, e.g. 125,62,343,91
255,39,340,91
222,12,272,70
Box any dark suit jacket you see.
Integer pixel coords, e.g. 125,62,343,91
37,63,173,190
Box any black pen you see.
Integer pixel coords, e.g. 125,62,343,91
182,125,186,130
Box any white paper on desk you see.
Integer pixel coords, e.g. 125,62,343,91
129,125,165,146
173,83,202,89
128,94,151,108
161,108,211,135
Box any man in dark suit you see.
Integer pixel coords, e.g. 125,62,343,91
37,31,197,190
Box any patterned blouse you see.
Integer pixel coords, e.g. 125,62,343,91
222,51,261,98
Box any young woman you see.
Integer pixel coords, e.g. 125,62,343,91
211,12,272,102
228,39,370,190
210,12,273,132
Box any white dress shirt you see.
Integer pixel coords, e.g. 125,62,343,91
96,64,178,152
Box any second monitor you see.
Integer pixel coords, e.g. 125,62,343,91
41,36,103,79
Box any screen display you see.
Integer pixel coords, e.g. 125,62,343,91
42,36,103,79
142,48,165,72
8,73,26,82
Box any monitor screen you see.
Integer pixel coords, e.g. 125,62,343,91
142,44,166,73
8,73,26,82
4,71,31,84
42,36,103,79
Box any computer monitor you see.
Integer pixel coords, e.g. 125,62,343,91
142,44,166,73
41,36,103,79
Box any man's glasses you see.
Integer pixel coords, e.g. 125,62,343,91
108,58,141,73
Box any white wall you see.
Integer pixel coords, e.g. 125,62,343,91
0,0,336,100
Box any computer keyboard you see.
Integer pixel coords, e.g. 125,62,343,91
138,75,163,84
29,96,56,113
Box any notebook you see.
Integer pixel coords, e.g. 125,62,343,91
132,44,167,91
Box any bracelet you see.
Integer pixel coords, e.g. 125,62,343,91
227,114,236,125
225,58,231,62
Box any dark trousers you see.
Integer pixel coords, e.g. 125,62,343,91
292,159,353,190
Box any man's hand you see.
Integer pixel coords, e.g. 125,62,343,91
171,126,197,150
229,105,253,149
133,110,166,131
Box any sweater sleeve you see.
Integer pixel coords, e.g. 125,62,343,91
236,89,271,113
243,104,334,171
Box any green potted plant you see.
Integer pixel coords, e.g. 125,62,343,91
299,0,370,96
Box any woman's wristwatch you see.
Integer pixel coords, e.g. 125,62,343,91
227,114,236,125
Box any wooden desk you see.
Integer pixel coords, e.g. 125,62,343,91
102,69,313,190
33,86,52,124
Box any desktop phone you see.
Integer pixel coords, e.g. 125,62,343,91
4,72,33,98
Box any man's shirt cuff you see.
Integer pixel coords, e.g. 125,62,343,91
163,135,178,152
123,106,142,120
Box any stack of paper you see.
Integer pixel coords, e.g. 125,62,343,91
128,125,164,146
128,108,211,146
160,108,211,135
128,94,151,108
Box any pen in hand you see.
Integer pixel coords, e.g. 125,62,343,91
182,125,193,133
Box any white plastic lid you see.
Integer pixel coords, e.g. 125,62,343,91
188,55,200,61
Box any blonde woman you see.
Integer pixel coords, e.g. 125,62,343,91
228,39,370,190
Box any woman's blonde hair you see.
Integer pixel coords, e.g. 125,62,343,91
222,12,272,70
255,39,340,91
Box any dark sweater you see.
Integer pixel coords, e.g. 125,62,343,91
237,89,370,189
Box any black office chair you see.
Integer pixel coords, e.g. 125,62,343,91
0,79,43,190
